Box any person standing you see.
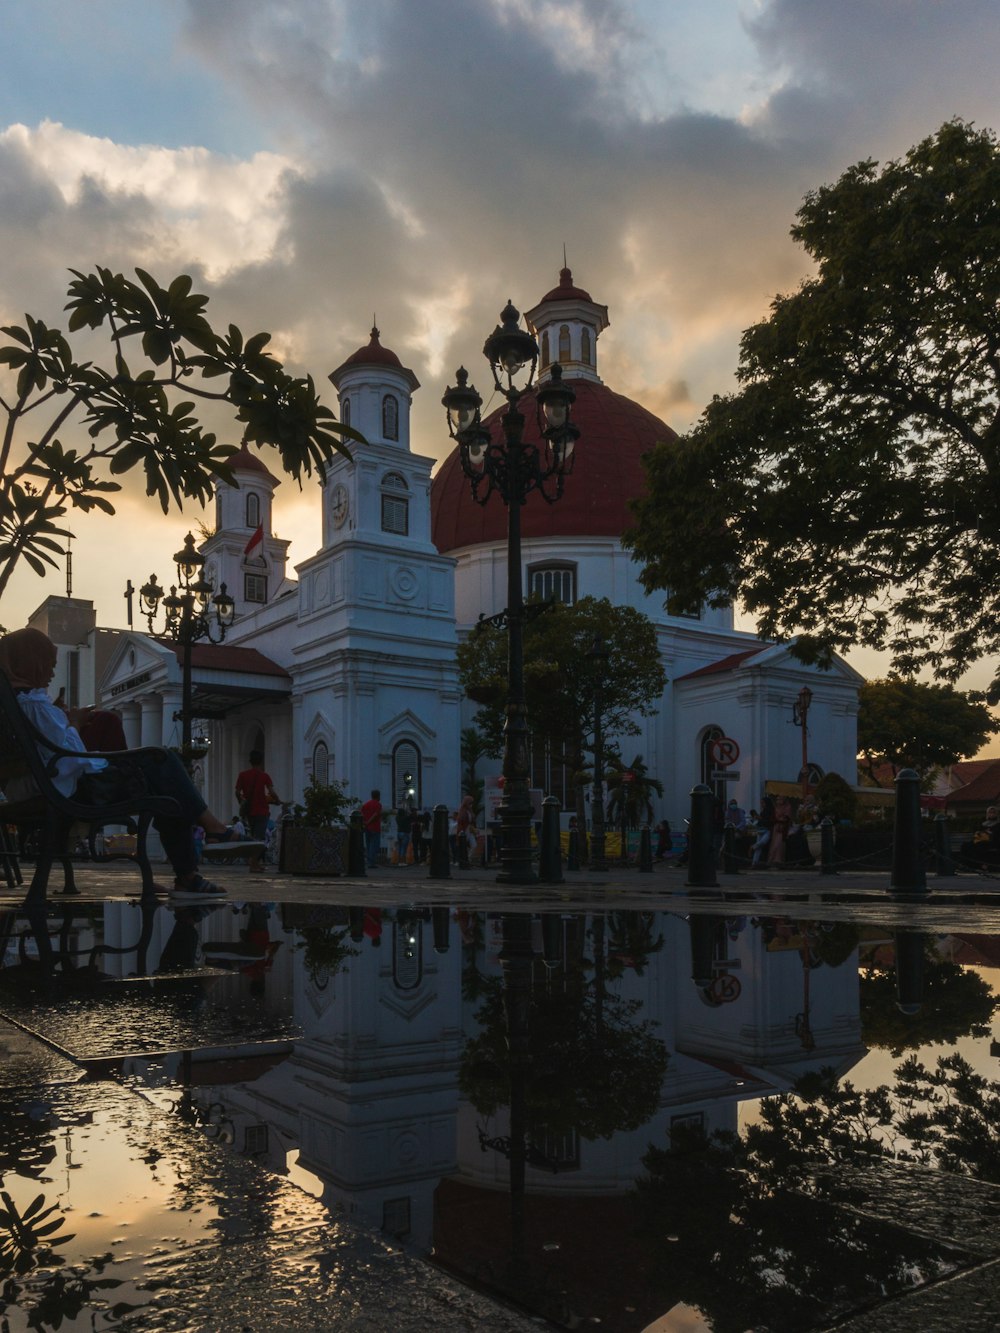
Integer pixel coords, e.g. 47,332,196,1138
235,750,284,872
360,789,383,868
395,800,413,864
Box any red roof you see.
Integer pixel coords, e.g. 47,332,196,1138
947,759,1000,806
330,326,419,390
431,378,676,552
162,641,290,679
675,648,766,681
538,265,594,304
226,444,280,485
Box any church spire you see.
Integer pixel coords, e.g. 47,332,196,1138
524,263,609,385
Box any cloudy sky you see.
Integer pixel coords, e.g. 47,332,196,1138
2,0,1000,672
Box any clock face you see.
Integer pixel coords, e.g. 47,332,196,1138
332,483,350,528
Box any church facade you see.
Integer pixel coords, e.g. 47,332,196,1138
97,268,862,833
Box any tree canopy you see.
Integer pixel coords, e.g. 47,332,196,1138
624,120,1000,685
858,677,999,785
456,595,666,760
0,267,362,602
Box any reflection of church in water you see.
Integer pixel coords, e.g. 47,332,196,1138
77,264,862,826
122,903,866,1256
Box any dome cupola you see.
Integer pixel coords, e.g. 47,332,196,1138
524,265,610,385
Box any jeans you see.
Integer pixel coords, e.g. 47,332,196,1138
365,829,380,867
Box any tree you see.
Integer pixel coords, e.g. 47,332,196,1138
858,677,999,786
625,121,1000,685
860,957,998,1056
606,753,664,830
0,267,362,601
456,596,666,822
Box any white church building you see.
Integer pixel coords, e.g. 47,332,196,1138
89,265,861,828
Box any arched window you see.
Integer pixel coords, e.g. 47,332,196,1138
341,396,351,427
312,740,330,784
246,492,260,529
558,325,571,363
528,562,576,605
392,741,420,808
581,326,592,365
381,471,409,536
540,331,550,368
382,394,399,441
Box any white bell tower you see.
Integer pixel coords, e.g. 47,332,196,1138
524,264,610,385
200,444,291,616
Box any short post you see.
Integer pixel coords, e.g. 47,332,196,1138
689,914,717,989
348,906,365,943
686,784,719,889
538,796,563,885
566,828,580,872
638,824,653,873
894,928,925,1015
890,768,926,896
934,812,955,877
428,803,452,880
432,905,451,953
722,824,739,875
541,912,563,967
820,816,836,875
347,811,366,877
277,810,295,873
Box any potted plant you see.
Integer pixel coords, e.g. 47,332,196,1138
281,774,353,876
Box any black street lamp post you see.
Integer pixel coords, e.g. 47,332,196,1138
443,302,579,884
588,635,608,872
792,684,814,799
129,533,235,771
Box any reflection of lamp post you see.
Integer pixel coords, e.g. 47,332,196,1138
792,684,813,798
443,304,579,884
130,533,235,770
588,635,608,872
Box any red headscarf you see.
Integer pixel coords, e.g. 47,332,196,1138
0,628,58,691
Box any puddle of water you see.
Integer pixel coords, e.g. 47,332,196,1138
1,897,999,1330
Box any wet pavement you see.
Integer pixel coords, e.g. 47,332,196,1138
3,856,1000,1329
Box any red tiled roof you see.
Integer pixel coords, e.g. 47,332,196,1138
538,265,594,304
430,378,676,552
674,648,766,682
947,758,1000,806
329,326,419,390
161,641,290,679
948,934,1000,968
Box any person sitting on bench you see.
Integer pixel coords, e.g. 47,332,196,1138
0,627,250,899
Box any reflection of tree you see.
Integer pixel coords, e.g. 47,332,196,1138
296,925,359,985
861,957,998,1055
894,1053,1000,1183
605,910,665,978
460,922,669,1141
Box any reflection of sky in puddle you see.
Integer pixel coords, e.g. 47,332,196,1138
3,900,1000,1330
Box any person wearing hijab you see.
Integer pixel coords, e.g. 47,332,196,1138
0,627,244,898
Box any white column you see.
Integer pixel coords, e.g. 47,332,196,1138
139,694,162,748
120,701,141,749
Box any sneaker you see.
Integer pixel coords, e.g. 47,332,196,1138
171,875,226,899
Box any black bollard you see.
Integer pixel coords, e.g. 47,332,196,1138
277,810,295,873
347,811,366,877
538,796,564,885
638,825,653,873
688,914,717,989
722,824,740,875
820,816,836,875
428,803,452,879
934,812,955,877
894,928,925,1015
566,828,580,872
432,905,451,953
890,768,926,896
348,906,365,943
686,784,719,889
541,912,563,967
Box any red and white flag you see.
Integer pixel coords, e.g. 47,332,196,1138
243,523,263,556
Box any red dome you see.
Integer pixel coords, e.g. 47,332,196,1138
226,444,280,484
431,378,676,552
330,325,420,390
538,265,593,304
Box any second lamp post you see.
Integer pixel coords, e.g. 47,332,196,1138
132,533,235,769
443,301,580,883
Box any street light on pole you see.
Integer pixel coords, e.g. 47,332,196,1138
442,301,580,884
792,684,814,799
132,533,236,770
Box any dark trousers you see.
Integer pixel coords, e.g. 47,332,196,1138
77,748,206,880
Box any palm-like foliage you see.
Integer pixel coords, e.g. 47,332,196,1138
606,754,663,829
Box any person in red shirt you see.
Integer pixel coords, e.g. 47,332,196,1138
360,789,383,868
235,750,283,870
